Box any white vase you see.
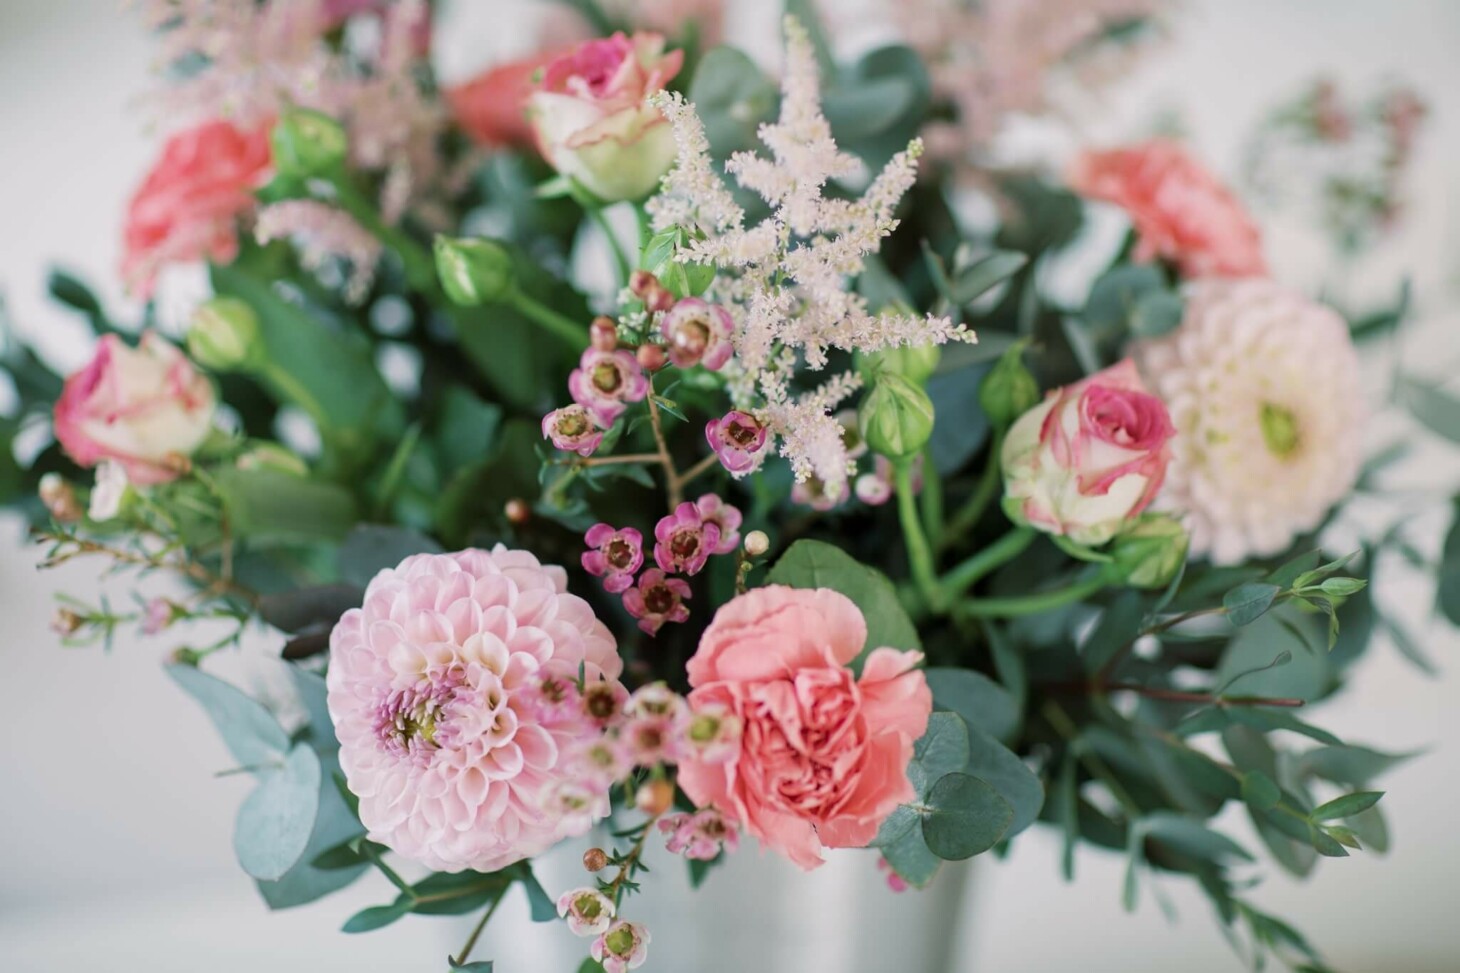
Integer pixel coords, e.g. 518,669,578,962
472,839,974,972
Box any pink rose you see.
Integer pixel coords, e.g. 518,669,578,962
528,32,683,203
677,586,932,870
121,120,273,297
1001,359,1175,546
449,50,568,149
53,333,218,485
1068,140,1268,279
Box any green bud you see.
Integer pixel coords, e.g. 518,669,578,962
434,236,514,306
270,109,348,178
235,442,309,478
859,373,936,462
979,343,1040,427
856,343,942,386
1110,514,1189,589
188,297,262,372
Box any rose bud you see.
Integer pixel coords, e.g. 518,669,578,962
978,343,1040,428
1001,360,1175,546
859,373,935,462
527,33,684,203
188,297,262,372
1110,514,1189,589
434,236,515,306
270,108,349,179
54,333,217,485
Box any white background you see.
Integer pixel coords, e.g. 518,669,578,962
1,1,1458,971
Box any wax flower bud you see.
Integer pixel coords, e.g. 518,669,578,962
979,344,1040,428
583,848,610,872
188,297,261,372
270,108,348,178
636,779,676,816
858,343,941,386
1109,514,1189,589
434,236,514,306
859,373,935,462
742,530,770,558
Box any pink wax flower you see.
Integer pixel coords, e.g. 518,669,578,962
582,524,645,593
877,855,909,893
557,886,616,937
791,475,850,512
591,919,652,973
677,586,932,870
569,348,650,427
1002,359,1175,546
692,494,742,555
653,502,721,576
121,119,273,296
622,569,691,635
54,332,218,486
621,682,690,765
659,808,739,860
449,50,567,149
326,546,625,873
659,298,734,370
142,598,176,636
1068,140,1268,279
543,404,606,456
528,32,683,203
705,411,769,475
566,734,633,788
682,701,742,764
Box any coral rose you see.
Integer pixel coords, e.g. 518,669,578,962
1002,359,1175,546
327,547,625,873
449,51,566,149
53,332,217,485
1069,139,1268,279
121,119,273,296
527,32,683,202
677,586,932,870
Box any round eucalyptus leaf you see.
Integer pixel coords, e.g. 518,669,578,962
921,773,1013,860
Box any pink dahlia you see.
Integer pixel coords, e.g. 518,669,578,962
326,547,624,873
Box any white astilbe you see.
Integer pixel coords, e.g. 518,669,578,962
255,201,383,304
648,17,974,495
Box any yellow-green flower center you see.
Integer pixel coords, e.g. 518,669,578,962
1259,402,1301,458
605,925,636,955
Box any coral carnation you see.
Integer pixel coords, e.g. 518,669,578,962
326,547,624,872
677,586,932,870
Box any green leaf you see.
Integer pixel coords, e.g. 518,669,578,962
689,47,778,157
949,252,1028,306
342,899,412,934
1309,826,1350,858
517,865,557,923
1316,577,1365,597
1223,582,1281,626
1298,745,1417,786
768,540,921,656
965,723,1044,838
877,815,942,888
983,621,1027,715
256,756,368,908
235,743,322,881
1311,791,1384,822
1266,551,1323,588
1347,804,1390,854
213,467,359,546
1439,498,1460,626
1215,614,1329,703
1128,289,1184,338
1241,771,1282,811
338,525,443,589
1055,756,1078,880
167,663,291,768
578,959,609,973
1083,264,1166,335
920,773,1013,860
257,584,363,634
913,711,971,781
450,963,494,972
1080,589,1147,675
1399,376,1460,444
925,668,1018,743
1140,812,1253,863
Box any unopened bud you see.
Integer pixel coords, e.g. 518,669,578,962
643,284,675,314
590,316,619,351
271,108,348,178
858,343,941,386
635,779,675,816
505,498,531,525
859,373,935,462
636,343,667,372
1110,514,1189,589
50,608,84,637
979,343,1040,428
38,474,82,522
583,848,610,872
743,530,770,557
434,236,514,306
188,297,262,372
629,269,658,297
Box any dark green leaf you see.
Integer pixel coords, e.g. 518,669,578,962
1439,498,1460,625
949,252,1028,306
338,525,443,589
214,467,359,546
1241,771,1282,811
1080,589,1147,675
342,899,412,934
518,865,557,923
1298,745,1417,786
921,773,1013,860
914,711,972,782
1223,582,1281,626
689,47,778,157
258,584,363,635
876,813,942,888
1141,812,1254,863
768,540,921,656
1400,376,1460,445
1311,791,1383,822
925,668,1018,743
965,723,1043,838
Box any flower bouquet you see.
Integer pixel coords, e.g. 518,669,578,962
6,1,1456,971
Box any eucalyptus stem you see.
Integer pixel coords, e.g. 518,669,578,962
942,429,1004,551
957,574,1108,618
940,526,1036,598
895,461,943,611
588,204,632,288
508,290,590,351
1044,700,1143,819
452,893,505,967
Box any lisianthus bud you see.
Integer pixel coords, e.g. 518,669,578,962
270,108,348,178
1002,360,1175,546
859,373,935,462
858,343,941,385
1110,514,1189,589
979,344,1039,428
188,297,261,372
434,236,514,306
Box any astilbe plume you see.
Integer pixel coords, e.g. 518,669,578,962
254,200,383,302
648,18,972,496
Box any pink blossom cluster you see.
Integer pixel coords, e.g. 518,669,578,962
581,494,742,635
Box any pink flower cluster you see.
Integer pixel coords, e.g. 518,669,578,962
582,494,742,634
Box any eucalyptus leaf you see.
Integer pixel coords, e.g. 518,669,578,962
914,711,972,781
689,47,778,157
338,524,443,588
1140,812,1254,863
1241,771,1282,811
1439,499,1460,626
1298,745,1417,786
342,899,412,934
965,723,1043,837
1311,791,1384,821
768,540,921,656
925,668,1018,743
235,744,322,881
1223,582,1281,626
167,663,291,768
921,773,1013,860
214,467,359,546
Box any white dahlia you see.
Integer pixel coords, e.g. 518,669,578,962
1132,279,1363,565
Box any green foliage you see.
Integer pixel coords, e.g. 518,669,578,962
1439,498,1460,625
769,540,922,657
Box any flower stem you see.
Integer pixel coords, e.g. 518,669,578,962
895,461,943,611
328,179,438,295
1102,684,1307,708
674,452,721,494
957,573,1108,618
942,429,1004,552
452,893,505,967
508,290,590,351
645,392,682,509
918,443,944,541
940,526,1037,598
